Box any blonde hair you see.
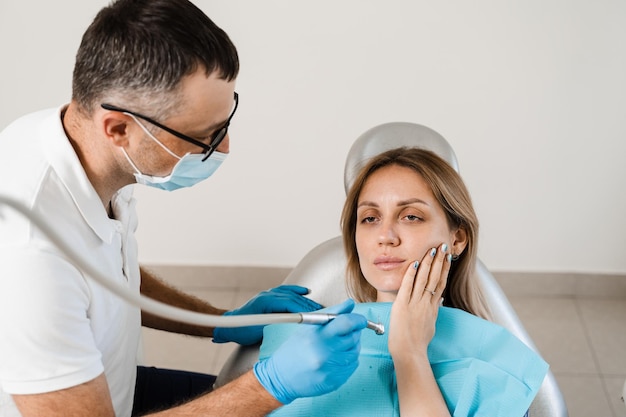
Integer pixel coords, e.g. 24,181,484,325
340,147,491,320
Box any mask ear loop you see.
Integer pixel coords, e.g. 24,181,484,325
120,147,143,176
125,113,182,160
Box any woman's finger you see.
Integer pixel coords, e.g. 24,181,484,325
413,246,437,302
434,249,452,301
396,259,420,304
423,243,450,303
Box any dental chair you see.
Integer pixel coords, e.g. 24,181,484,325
216,122,569,417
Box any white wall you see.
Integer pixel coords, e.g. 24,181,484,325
1,1,625,274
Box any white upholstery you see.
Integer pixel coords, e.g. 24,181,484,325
216,122,569,417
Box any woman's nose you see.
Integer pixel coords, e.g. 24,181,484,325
378,222,400,246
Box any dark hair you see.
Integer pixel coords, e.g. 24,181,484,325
72,0,239,116
341,147,490,319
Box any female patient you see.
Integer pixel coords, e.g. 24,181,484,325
342,147,489,416
260,147,547,416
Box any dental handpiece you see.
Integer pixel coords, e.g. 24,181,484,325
300,313,385,335
0,195,385,335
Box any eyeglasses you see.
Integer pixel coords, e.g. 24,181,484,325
101,92,238,161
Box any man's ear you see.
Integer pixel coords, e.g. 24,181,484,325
451,226,468,257
100,111,132,147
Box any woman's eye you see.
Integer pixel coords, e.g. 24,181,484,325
405,214,423,222
361,216,377,224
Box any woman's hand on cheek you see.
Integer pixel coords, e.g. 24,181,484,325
388,243,451,360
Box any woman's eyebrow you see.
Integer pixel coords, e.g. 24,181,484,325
357,198,430,208
398,198,430,207
357,200,378,208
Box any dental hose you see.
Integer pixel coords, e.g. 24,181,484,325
0,196,384,335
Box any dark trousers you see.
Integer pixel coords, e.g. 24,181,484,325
132,366,217,416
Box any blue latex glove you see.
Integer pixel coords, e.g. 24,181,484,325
212,285,322,345
253,299,367,404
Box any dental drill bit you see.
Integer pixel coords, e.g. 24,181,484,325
299,313,385,335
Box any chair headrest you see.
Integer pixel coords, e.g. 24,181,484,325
343,122,459,194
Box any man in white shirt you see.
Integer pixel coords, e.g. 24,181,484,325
0,0,367,416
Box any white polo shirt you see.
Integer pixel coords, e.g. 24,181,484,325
0,107,141,417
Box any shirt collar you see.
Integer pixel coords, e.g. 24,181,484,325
41,106,120,244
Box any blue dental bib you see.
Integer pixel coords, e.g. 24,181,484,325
260,303,548,417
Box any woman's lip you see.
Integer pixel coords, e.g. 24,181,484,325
374,256,405,271
374,256,404,264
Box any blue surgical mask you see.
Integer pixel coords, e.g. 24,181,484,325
121,114,228,191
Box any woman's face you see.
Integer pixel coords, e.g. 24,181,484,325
355,164,464,302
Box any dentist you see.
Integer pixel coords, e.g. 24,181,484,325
0,1,366,416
